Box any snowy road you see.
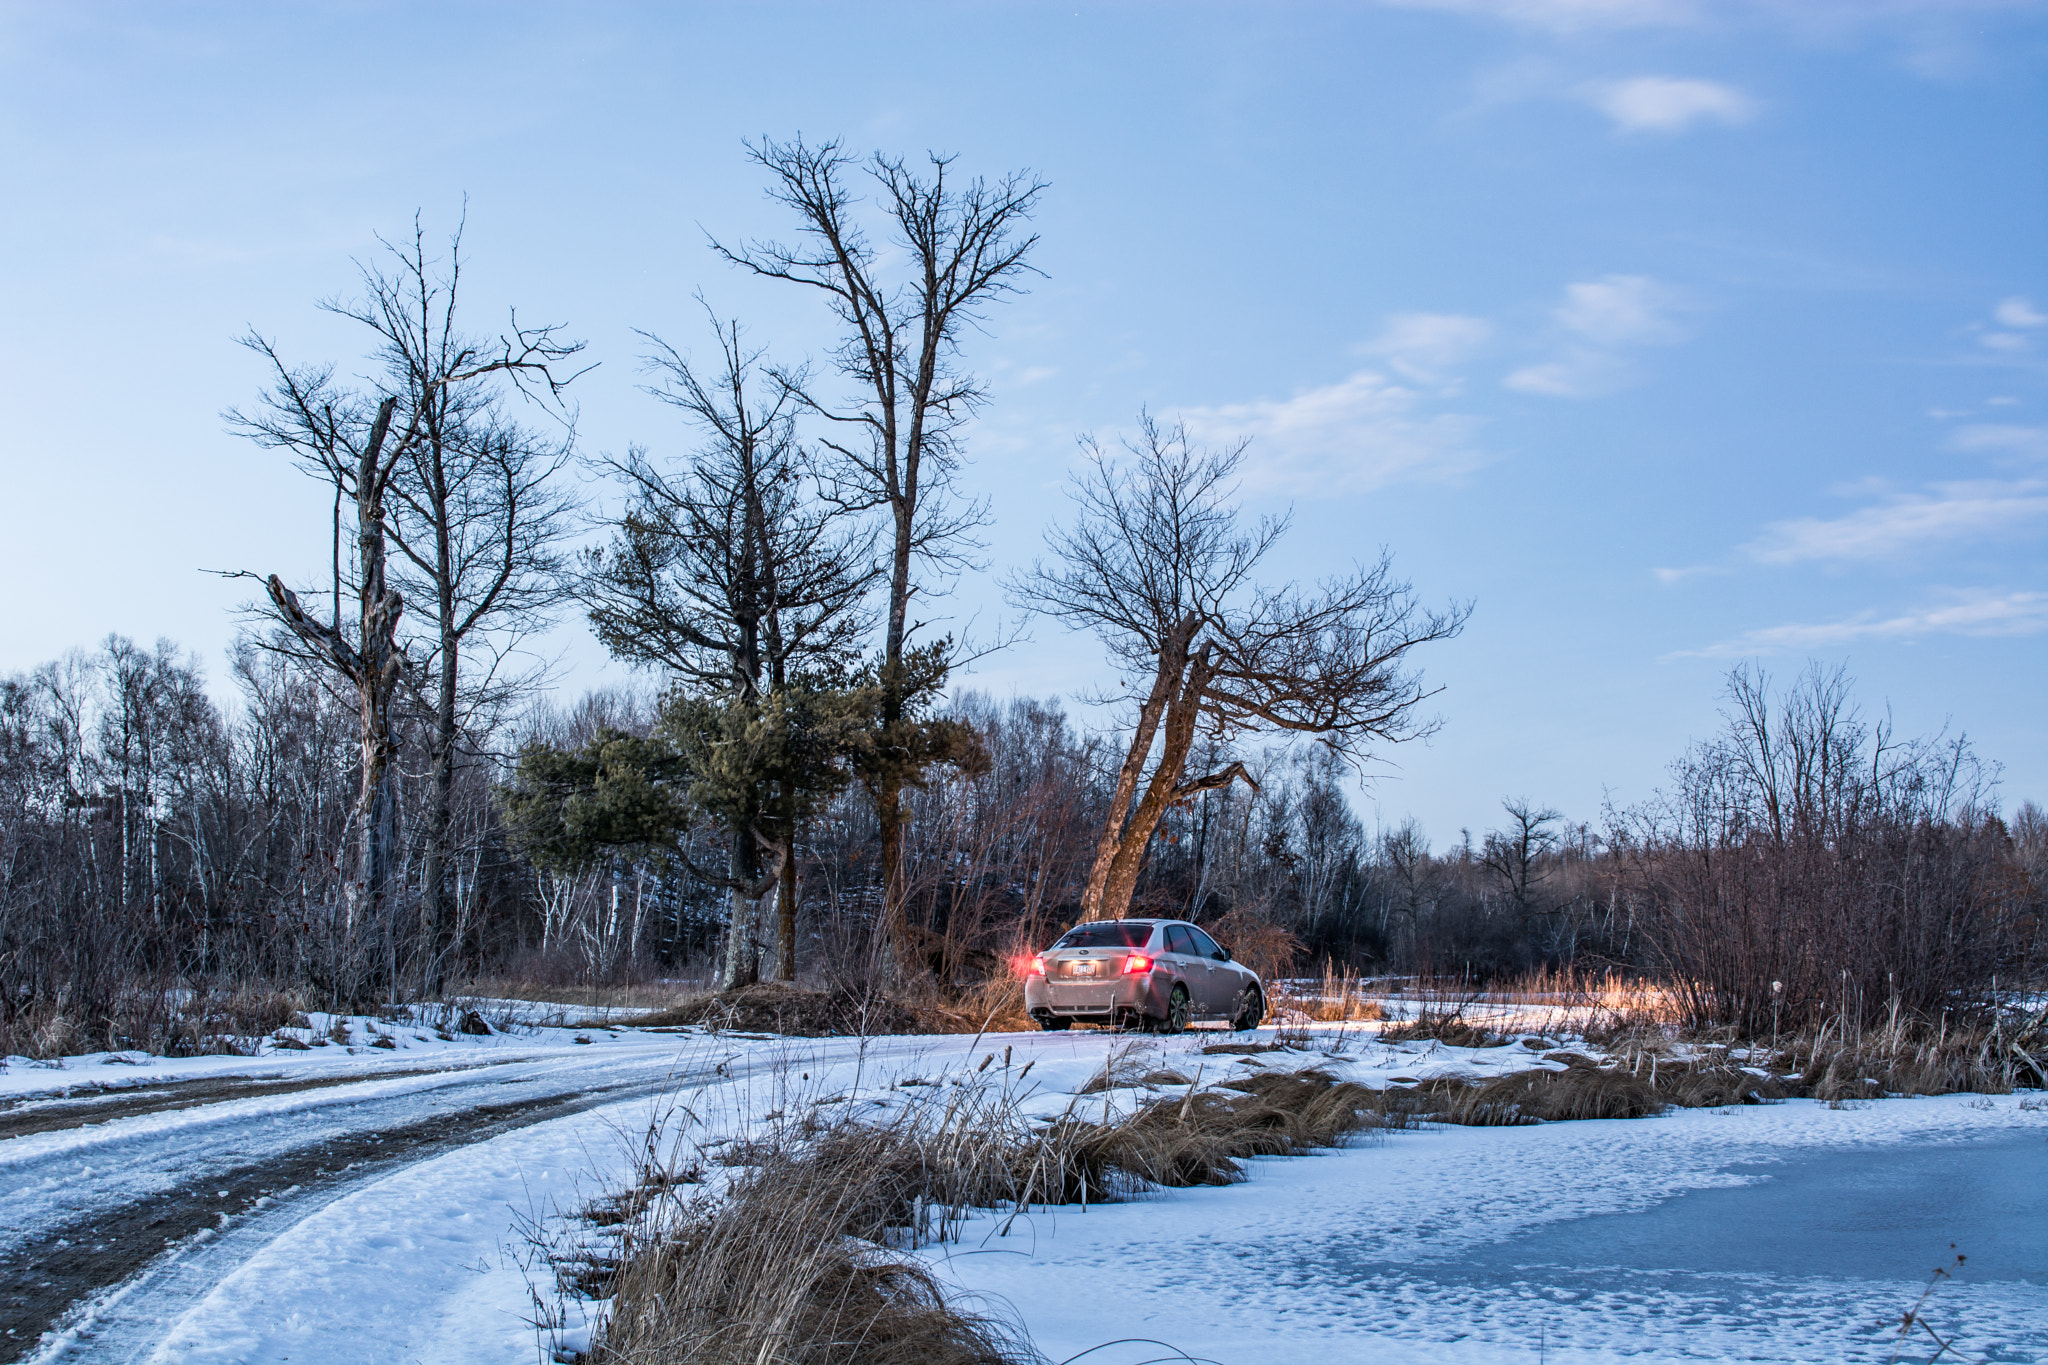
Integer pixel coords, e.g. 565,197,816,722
1,1024,1084,1365
2,1026,842,1364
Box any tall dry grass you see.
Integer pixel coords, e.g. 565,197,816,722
1274,962,1387,1024
584,1061,1390,1364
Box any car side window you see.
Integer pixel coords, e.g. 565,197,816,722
1187,926,1224,960
1165,924,1197,957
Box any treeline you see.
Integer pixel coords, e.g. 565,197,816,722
3,629,2038,1057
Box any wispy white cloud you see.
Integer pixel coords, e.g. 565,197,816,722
1381,0,2045,81
1505,274,1686,397
1178,369,1486,494
1651,564,1723,585
1977,295,2047,352
1379,0,2044,36
1677,590,2048,657
1995,297,2047,329
1555,275,1685,345
1946,424,2048,463
1743,479,2048,564
1502,352,1622,398
1377,0,1703,30
1583,76,1756,133
1359,313,1493,384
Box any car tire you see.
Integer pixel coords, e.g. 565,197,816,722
1157,984,1191,1036
1038,1017,1071,1032
1230,984,1264,1032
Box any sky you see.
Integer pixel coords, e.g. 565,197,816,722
1,0,2043,846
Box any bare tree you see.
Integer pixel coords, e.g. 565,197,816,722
350,225,585,996
229,219,585,1000
1010,415,1469,925
580,313,876,986
712,137,1045,972
1482,798,1562,923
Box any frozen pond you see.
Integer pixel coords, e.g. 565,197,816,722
1314,1126,2048,1362
931,1095,2048,1365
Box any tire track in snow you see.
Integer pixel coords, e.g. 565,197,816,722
2,1058,722,1362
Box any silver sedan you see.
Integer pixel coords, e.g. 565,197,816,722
1024,918,1265,1033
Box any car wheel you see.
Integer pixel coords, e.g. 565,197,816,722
1038,1017,1071,1032
1159,984,1191,1035
1230,984,1264,1032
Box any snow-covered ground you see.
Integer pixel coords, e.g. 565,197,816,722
5,1015,2042,1365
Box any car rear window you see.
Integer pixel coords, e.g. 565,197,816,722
1053,921,1154,949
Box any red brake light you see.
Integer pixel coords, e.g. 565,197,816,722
1123,953,1153,975
1027,957,1045,976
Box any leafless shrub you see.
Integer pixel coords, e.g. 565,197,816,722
1619,665,2037,1035
636,983,923,1037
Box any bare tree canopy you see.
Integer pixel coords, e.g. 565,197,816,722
712,136,1045,973
226,215,586,1002
1010,414,1469,923
583,311,877,699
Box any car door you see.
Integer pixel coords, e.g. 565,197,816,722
1163,924,1210,1016
1185,924,1235,1016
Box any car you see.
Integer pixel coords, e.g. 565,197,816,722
1023,918,1265,1033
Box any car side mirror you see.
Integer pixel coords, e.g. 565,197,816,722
1214,948,1231,962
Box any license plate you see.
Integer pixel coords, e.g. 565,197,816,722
1066,960,1100,977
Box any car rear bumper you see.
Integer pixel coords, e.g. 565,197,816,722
1024,973,1163,1022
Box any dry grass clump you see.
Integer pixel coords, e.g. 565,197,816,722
1650,1062,1791,1108
1075,1043,1151,1094
457,978,703,1011
1778,1006,2048,1100
1380,1005,1508,1049
1431,1066,1664,1126
1201,1040,1284,1057
1,984,312,1059
1374,1053,1794,1127
910,976,1036,1035
593,1131,1041,1365
635,983,924,1038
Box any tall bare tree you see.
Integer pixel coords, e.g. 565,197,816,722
353,225,584,995
230,220,584,999
580,313,877,985
1010,415,1469,924
712,137,1045,971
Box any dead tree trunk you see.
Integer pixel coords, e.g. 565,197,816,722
265,397,407,999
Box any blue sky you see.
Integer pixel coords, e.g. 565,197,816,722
2,0,2043,844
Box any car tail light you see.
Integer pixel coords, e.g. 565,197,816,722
1027,957,1045,976
1122,953,1153,975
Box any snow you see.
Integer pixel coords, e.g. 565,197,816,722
9,1013,2044,1365
915,1044,2048,1365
